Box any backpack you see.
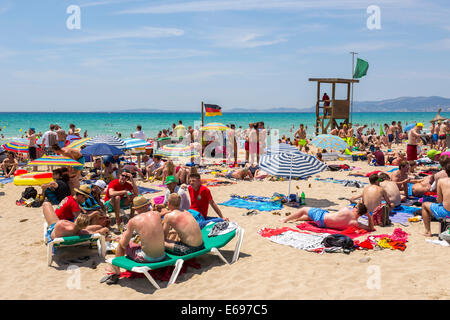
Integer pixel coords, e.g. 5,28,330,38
322,234,354,250
22,187,37,200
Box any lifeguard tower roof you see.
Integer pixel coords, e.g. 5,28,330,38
308,78,359,84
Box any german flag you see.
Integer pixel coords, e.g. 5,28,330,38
205,104,222,117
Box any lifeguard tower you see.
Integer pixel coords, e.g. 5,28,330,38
308,78,359,135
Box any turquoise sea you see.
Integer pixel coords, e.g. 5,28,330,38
0,112,448,144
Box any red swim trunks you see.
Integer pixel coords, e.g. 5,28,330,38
406,144,417,161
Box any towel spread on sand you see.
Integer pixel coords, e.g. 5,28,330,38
314,177,367,188
219,197,283,211
0,177,14,184
138,186,161,194
296,221,371,239
259,227,329,251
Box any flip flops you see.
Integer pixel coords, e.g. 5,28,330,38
100,273,120,285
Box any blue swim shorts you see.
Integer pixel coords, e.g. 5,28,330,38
307,208,328,228
430,203,450,220
46,223,56,244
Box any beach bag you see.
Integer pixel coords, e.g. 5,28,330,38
373,205,392,227
22,187,37,200
440,218,450,233
322,234,354,250
328,164,342,171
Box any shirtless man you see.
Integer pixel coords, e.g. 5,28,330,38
356,125,367,143
350,174,393,213
330,127,338,136
421,162,450,236
106,196,166,283
1,152,18,178
294,124,307,151
409,175,433,198
407,123,423,161
338,124,347,139
430,155,449,192
45,214,109,243
217,167,253,180
52,144,85,192
280,203,374,231
378,173,403,207
390,161,410,197
437,121,447,151
163,193,205,255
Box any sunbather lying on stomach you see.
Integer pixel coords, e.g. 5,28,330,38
216,167,253,180
280,203,374,231
163,193,205,255
46,214,109,242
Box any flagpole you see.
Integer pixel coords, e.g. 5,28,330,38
201,101,204,158
350,52,358,125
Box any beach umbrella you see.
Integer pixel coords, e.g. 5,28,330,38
66,137,91,149
431,108,447,123
81,143,124,157
311,134,348,152
29,155,83,166
200,123,229,131
123,138,151,150
259,152,327,195
85,135,126,149
66,135,81,143
404,123,417,132
265,143,304,155
155,144,199,158
2,141,28,153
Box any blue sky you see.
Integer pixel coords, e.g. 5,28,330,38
0,0,449,112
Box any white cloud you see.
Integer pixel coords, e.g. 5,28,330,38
79,0,144,8
209,32,287,48
40,27,184,45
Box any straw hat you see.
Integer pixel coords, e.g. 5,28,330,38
74,128,81,134
132,196,150,210
74,185,91,197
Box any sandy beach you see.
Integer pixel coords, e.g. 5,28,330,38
1,152,449,301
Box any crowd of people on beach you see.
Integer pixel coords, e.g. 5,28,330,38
1,116,450,285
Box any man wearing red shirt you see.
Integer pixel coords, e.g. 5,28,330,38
188,173,228,221
104,170,138,225
42,185,90,223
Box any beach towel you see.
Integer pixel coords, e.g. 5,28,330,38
138,186,161,195
208,221,238,237
218,197,283,211
0,177,14,184
152,195,165,205
296,221,371,239
314,177,367,188
259,227,329,251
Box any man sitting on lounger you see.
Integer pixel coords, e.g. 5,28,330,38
163,193,205,255
106,196,166,283
103,170,138,225
46,213,109,243
421,162,450,237
1,152,18,178
280,203,374,231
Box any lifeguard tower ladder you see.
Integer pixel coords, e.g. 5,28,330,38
308,78,359,135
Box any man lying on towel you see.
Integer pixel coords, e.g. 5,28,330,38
162,193,205,255
280,203,374,231
421,162,450,237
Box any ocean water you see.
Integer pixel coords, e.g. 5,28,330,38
0,112,448,144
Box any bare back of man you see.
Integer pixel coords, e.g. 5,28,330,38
163,209,203,248
323,207,362,230
380,181,402,207
412,175,433,197
362,185,389,213
127,212,166,259
61,147,83,160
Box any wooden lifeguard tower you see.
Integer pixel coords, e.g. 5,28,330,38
308,78,359,135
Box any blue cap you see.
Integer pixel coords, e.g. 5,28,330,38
30,128,35,132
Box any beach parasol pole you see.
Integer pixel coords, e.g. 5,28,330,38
201,101,204,159
350,51,358,125
288,153,293,196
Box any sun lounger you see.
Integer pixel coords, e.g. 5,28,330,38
106,222,245,289
44,222,106,266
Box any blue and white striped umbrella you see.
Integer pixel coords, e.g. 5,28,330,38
265,143,304,155
85,135,126,149
123,138,151,150
260,152,327,195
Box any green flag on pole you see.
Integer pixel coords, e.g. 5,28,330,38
353,58,369,79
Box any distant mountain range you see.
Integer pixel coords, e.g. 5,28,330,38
119,96,450,113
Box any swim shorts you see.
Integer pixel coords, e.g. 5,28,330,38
407,183,414,197
406,144,418,161
298,139,307,147
430,203,450,220
439,135,446,140
104,192,132,212
125,242,166,263
433,134,439,142
46,223,56,244
307,208,328,228
388,134,394,142
166,241,205,256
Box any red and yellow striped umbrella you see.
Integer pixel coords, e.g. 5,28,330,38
29,155,83,167
66,138,91,149
2,141,29,153
200,122,229,131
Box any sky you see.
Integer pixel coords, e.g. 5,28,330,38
0,0,450,112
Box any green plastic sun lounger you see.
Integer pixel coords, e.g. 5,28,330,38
44,222,106,266
106,222,245,290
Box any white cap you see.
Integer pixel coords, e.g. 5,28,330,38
94,180,107,189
